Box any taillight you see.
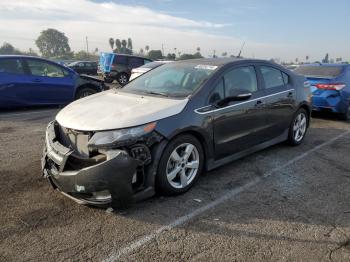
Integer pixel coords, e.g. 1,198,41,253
315,83,346,91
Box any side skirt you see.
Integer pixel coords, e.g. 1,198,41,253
207,129,289,171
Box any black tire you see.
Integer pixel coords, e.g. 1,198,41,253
156,134,204,195
104,77,114,83
339,104,350,121
287,108,309,146
75,87,97,100
117,73,129,86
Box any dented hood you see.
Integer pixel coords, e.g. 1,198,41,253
56,90,188,131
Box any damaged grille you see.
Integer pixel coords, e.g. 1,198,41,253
58,125,93,158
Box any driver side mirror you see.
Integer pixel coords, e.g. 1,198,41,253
215,92,252,108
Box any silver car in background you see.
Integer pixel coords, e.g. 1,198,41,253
129,61,173,81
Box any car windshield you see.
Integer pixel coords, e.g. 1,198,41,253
295,66,343,78
122,63,218,98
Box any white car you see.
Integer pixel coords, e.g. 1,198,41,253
129,61,173,81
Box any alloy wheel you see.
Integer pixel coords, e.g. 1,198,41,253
166,143,200,189
293,112,307,142
119,74,128,84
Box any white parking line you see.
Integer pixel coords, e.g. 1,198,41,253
103,129,350,262
0,109,58,118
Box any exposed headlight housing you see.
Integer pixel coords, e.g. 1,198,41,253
88,122,156,149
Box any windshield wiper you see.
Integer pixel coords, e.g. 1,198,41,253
144,91,169,97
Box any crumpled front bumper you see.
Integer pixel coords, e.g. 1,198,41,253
42,121,139,208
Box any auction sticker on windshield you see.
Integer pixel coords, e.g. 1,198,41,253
194,65,218,70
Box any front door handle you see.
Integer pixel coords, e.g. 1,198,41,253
255,100,264,106
287,91,294,98
32,78,42,83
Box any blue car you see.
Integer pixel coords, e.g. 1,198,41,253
295,63,350,120
0,55,107,108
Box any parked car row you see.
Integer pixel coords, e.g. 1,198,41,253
0,55,106,108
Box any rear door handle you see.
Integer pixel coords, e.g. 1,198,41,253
32,78,42,83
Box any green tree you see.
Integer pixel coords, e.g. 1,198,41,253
0,42,18,54
127,38,133,50
109,38,114,51
222,52,227,57
166,53,176,60
145,45,150,54
35,28,71,58
148,50,163,60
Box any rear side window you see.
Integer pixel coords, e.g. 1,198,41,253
0,59,24,74
294,66,343,78
129,57,144,68
260,66,285,89
113,55,128,65
26,59,66,78
224,66,258,96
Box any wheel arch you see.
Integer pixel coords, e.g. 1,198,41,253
166,130,209,171
298,103,311,127
74,83,101,99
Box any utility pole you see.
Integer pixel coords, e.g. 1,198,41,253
85,36,89,53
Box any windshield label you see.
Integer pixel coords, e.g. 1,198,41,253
195,65,218,70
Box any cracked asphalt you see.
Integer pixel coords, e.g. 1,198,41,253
0,107,349,262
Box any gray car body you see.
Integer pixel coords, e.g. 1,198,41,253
42,58,311,208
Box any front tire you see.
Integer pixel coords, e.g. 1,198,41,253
156,135,204,195
287,108,309,146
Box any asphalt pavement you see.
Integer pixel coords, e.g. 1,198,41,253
0,108,349,261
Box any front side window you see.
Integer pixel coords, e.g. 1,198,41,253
209,78,225,104
0,59,24,74
27,60,66,78
261,66,285,89
123,63,218,98
224,66,258,96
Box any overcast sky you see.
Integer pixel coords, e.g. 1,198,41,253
0,0,349,61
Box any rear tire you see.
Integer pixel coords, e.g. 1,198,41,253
117,73,129,86
75,87,97,100
156,135,204,195
339,104,350,121
287,108,309,146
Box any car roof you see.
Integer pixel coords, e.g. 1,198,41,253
300,63,349,68
172,57,271,67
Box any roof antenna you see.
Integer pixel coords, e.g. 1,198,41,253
237,41,245,58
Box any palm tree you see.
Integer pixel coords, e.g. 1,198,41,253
145,45,150,54
115,39,121,52
127,38,133,50
109,38,114,51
